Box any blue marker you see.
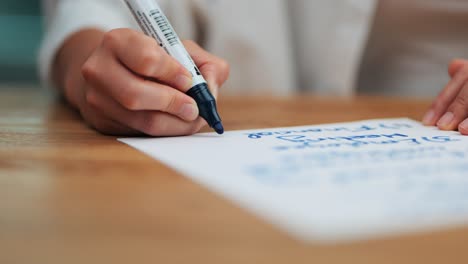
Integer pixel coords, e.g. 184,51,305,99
124,0,224,134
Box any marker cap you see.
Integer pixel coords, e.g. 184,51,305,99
187,83,224,134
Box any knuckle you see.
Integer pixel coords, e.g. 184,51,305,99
118,84,141,110
137,49,163,76
141,114,166,136
81,60,100,81
120,91,140,111
160,59,179,78
102,29,122,49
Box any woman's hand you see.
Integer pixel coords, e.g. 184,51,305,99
423,59,468,135
54,28,229,136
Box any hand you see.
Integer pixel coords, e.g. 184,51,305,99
55,28,229,136
423,59,468,135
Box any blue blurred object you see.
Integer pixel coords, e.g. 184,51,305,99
0,1,43,84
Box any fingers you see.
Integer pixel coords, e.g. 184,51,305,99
183,40,230,96
84,88,206,136
102,29,193,92
81,48,199,121
423,59,468,135
436,81,468,132
422,61,468,126
460,119,468,135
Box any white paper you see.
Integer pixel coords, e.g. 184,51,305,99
119,118,468,242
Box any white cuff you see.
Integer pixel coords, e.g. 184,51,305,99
38,0,133,88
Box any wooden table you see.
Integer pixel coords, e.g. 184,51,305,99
1,88,468,264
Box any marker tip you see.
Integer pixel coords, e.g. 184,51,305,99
213,122,224,135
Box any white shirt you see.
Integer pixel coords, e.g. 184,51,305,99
39,0,468,97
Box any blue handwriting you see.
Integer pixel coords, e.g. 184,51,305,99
246,122,414,139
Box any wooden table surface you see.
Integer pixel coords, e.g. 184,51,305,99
1,88,468,264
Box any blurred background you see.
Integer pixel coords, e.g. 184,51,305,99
0,0,42,86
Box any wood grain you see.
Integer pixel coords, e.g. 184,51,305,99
1,88,467,264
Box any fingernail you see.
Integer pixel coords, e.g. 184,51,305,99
422,110,436,125
460,119,468,132
437,112,455,129
180,103,199,120
175,74,193,90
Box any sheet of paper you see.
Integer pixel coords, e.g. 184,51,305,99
119,118,468,242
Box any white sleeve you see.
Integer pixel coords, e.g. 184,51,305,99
38,0,135,87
